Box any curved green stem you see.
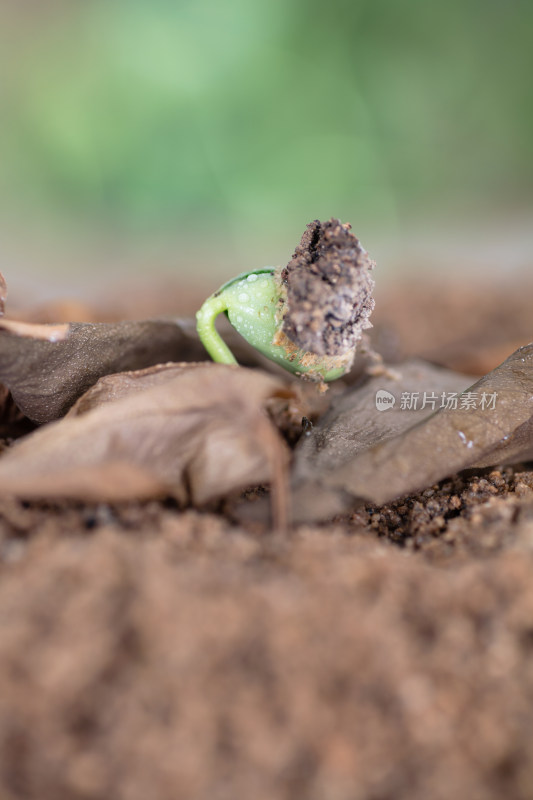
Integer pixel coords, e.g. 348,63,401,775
196,292,237,365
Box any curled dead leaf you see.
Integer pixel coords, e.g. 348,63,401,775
0,319,209,423
67,362,206,417
292,345,533,521
294,360,476,476
0,363,291,526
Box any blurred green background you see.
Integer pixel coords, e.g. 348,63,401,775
0,0,532,296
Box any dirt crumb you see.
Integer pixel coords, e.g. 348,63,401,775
351,465,533,563
281,218,375,357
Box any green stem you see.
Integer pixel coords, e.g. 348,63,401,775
196,292,237,365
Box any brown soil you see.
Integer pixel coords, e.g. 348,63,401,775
1,276,533,800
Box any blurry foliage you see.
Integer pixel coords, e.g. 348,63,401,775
0,0,532,240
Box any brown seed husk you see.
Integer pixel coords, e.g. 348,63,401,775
280,218,375,357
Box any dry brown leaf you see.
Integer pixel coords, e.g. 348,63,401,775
67,362,207,417
0,364,291,521
0,319,209,423
295,360,476,476
292,345,533,521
